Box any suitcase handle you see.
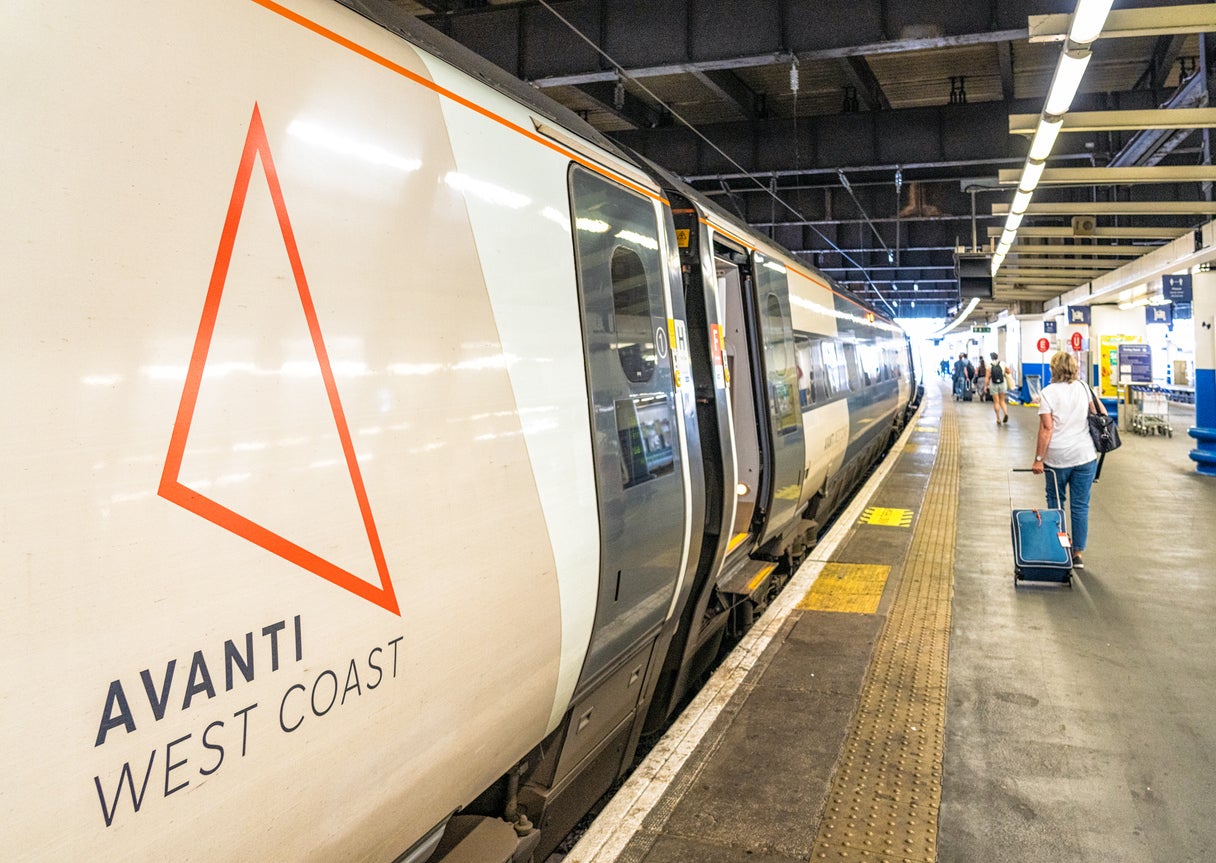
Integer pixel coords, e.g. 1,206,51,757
1009,468,1062,514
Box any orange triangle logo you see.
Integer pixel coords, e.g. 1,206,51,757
159,104,399,616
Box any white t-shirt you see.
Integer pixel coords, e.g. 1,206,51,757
1038,380,1098,468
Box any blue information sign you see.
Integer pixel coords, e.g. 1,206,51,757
1067,305,1091,325
1117,343,1152,384
1043,319,1058,333
1146,304,1173,326
1163,273,1193,303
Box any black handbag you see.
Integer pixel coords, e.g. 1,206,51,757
1086,384,1121,453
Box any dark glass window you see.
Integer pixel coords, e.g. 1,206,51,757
611,246,656,383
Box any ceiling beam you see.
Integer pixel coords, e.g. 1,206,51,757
838,56,891,112
998,268,1112,278
426,0,1044,88
995,278,1093,286
997,41,1016,102
997,166,1216,185
1006,243,1158,255
1133,34,1188,93
575,81,668,130
411,0,488,13
1002,258,1122,269
1008,108,1216,135
689,70,766,122
1028,4,1216,43
524,29,1030,88
992,201,1216,215
988,226,1190,239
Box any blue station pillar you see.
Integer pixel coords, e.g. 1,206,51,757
1190,269,1216,476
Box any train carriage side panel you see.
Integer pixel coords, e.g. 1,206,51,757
833,295,905,466
787,268,849,509
0,1,640,859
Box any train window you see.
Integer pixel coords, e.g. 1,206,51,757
611,246,656,383
860,344,881,386
842,342,862,390
794,334,816,407
821,339,846,397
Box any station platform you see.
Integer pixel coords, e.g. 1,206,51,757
565,380,1216,863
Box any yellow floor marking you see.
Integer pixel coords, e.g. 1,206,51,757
915,425,937,432
860,506,914,527
726,532,749,554
746,563,778,593
797,563,891,614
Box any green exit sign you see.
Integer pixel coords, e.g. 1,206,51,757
972,326,991,333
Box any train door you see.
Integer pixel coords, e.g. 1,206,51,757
569,166,687,690
751,253,805,545
716,248,761,555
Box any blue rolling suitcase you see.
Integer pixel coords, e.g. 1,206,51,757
1010,470,1072,586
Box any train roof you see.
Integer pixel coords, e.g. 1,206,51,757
636,157,898,330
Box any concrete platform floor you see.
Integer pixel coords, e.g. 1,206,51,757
942,383,1216,862
566,382,1216,863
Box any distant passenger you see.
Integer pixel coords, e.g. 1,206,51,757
1031,351,1102,570
952,353,974,400
987,351,1012,425
974,357,987,400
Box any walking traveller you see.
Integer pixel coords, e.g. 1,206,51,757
986,351,1012,424
1030,351,1104,569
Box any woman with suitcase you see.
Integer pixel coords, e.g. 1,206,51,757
1030,351,1100,569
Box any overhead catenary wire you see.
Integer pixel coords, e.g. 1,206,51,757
533,0,898,317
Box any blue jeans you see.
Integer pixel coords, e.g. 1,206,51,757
1045,460,1097,552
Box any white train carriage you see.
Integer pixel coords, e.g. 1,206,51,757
0,2,917,861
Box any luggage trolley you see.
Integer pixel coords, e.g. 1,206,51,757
1010,469,1073,587
1129,385,1173,437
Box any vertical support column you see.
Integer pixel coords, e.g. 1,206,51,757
1189,269,1216,476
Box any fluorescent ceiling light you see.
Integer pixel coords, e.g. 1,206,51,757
1000,228,1018,247
1029,117,1064,161
1069,0,1115,44
1005,212,1025,231
1045,50,1092,116
930,297,981,337
1020,160,1046,192
1011,190,1034,214
991,254,1005,276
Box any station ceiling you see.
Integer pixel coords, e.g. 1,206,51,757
390,0,1216,321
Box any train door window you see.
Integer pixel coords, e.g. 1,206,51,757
612,246,656,384
761,293,799,434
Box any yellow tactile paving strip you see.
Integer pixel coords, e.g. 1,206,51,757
797,564,891,614
809,403,958,863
